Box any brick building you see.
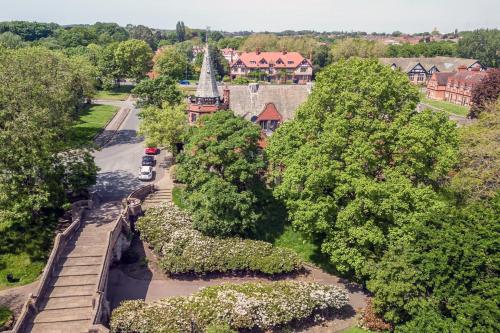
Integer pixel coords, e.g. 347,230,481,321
230,50,313,84
426,66,488,107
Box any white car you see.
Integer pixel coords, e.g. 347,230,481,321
138,166,153,181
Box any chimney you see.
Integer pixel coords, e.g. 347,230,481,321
256,48,260,55
457,64,467,72
223,86,230,108
282,48,287,55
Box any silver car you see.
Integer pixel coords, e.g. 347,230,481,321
138,166,153,181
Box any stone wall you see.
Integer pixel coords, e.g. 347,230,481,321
219,84,312,121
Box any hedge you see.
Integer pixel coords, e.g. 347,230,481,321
136,203,304,275
110,281,349,332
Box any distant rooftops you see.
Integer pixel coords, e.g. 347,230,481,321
232,50,311,69
379,56,485,73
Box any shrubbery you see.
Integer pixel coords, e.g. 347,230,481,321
136,203,304,275
110,281,349,332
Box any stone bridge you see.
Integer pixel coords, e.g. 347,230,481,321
11,186,155,333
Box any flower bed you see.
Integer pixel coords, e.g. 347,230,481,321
110,281,349,332
136,203,304,275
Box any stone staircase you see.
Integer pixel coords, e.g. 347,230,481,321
24,202,122,333
142,188,172,210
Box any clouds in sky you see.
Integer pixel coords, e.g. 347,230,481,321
1,0,499,33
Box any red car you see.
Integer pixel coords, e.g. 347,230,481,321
145,147,160,155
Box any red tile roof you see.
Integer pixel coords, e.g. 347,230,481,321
256,103,282,122
449,70,488,85
233,51,311,69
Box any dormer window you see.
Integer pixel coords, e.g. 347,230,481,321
250,60,256,65
259,58,267,64
287,61,294,65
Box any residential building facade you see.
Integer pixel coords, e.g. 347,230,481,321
230,50,313,84
379,56,486,85
426,66,488,107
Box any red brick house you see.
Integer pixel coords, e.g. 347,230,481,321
426,66,488,107
231,50,313,84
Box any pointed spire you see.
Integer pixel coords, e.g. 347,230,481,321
195,44,220,99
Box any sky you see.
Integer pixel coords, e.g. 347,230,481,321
1,0,499,33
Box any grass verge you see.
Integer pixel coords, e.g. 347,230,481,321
67,104,119,147
0,306,13,329
340,327,373,333
94,85,133,101
422,97,469,117
172,186,188,210
0,253,45,290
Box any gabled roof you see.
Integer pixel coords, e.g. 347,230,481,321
256,103,282,122
379,56,483,73
234,51,311,69
448,70,488,85
196,44,220,99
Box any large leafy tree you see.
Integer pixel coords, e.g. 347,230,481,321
469,68,500,118
330,38,387,62
266,58,458,280
127,24,156,49
153,46,190,80
114,39,153,81
0,32,25,49
0,21,59,41
176,111,265,237
132,75,182,108
451,100,499,202
0,47,97,254
176,21,186,42
139,103,187,154
458,29,500,68
368,196,499,332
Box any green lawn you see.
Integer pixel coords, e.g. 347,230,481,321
0,306,13,329
94,85,133,101
0,253,45,290
422,97,469,117
67,104,119,147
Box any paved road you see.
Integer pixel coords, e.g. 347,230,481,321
92,100,152,202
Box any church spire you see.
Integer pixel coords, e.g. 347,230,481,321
195,33,219,99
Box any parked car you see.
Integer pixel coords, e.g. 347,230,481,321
142,155,155,166
138,166,154,181
145,147,160,155
179,80,190,85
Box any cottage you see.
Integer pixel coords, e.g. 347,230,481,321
231,50,313,84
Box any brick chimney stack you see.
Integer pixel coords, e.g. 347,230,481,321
256,48,261,55
282,48,287,55
458,64,467,72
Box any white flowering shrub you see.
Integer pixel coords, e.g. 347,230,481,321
110,281,349,332
136,203,303,275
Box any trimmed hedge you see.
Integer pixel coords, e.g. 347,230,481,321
136,203,304,275
110,281,349,332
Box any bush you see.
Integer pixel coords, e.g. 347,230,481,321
205,324,237,333
232,76,250,85
136,203,304,275
110,281,349,332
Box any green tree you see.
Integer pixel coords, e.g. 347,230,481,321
138,103,188,154
153,46,190,80
458,29,500,68
368,196,500,332
0,47,97,254
0,21,59,41
266,59,458,280
469,68,500,118
450,101,500,202
330,38,387,62
132,76,182,107
176,111,265,237
127,24,156,49
0,32,25,48
55,26,98,48
114,39,153,81
176,21,186,42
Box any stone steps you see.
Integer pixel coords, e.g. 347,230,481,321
50,274,97,287
41,296,94,310
27,320,90,333
62,245,106,258
33,307,92,323
56,264,100,276
46,284,94,298
59,255,102,267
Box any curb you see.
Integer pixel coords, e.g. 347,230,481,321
93,107,131,149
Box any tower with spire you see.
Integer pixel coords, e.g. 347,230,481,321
187,40,229,124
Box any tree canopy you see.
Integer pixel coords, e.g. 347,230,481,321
153,46,190,80
330,38,387,62
266,58,458,280
114,39,153,81
470,68,500,118
458,29,500,68
176,111,265,237
132,75,182,108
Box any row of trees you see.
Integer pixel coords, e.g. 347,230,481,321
153,58,499,331
0,46,98,256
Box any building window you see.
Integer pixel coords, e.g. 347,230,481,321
409,73,415,81
417,73,425,82
300,67,307,72
250,61,256,64
288,61,294,64
190,113,197,123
